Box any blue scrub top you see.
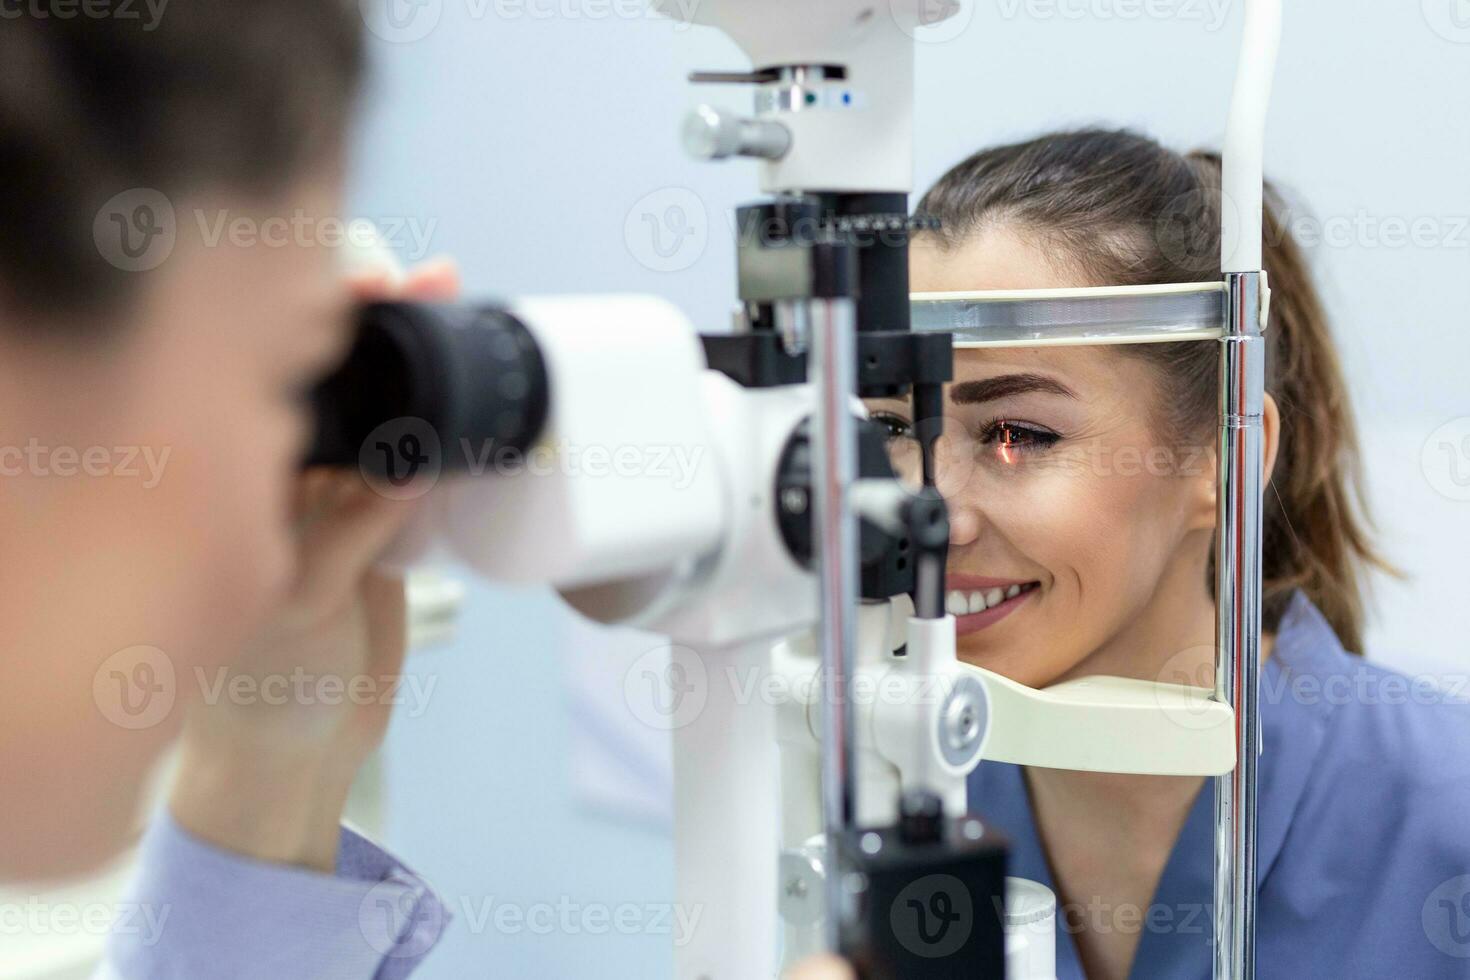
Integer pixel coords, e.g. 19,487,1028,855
969,591,1470,978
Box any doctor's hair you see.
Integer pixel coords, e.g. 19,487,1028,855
0,0,364,325
915,128,1394,653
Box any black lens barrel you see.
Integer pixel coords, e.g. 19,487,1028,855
305,302,549,475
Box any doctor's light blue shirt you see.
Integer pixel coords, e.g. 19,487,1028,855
969,591,1470,978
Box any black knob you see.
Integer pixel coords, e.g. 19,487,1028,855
898,790,944,845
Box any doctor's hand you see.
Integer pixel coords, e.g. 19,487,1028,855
169,259,460,873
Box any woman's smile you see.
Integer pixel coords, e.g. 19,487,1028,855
945,571,1041,635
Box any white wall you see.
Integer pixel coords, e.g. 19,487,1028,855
349,2,1470,977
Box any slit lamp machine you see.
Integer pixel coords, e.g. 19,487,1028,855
308,0,1282,975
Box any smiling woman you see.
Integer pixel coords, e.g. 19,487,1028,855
873,128,1470,980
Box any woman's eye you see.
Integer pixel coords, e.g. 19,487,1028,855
979,419,1060,456
871,411,913,441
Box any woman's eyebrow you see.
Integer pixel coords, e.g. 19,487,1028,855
949,373,1077,404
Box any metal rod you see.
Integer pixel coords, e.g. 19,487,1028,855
913,380,947,619
1213,270,1265,980
910,281,1226,346
810,295,860,952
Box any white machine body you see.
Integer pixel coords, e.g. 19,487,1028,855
395,294,725,589
652,0,955,193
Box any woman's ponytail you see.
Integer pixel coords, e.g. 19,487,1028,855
1186,152,1396,653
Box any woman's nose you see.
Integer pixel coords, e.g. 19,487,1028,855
947,497,982,547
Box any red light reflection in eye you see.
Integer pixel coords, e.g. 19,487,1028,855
997,422,1019,465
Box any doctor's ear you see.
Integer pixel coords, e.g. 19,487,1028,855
1186,391,1281,531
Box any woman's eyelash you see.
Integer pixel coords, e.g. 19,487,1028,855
977,417,1061,453
871,411,913,440
869,411,1061,457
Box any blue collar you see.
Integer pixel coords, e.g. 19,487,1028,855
968,592,1347,977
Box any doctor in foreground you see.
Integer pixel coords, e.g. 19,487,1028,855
0,5,850,979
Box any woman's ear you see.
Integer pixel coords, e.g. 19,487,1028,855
1262,392,1281,487
1187,392,1282,531
1187,443,1218,531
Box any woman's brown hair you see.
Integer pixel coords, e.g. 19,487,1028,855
915,128,1393,652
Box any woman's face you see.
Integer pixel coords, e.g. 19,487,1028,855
869,228,1222,689
0,174,355,879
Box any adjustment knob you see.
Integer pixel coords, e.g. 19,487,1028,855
899,790,945,845
682,105,791,162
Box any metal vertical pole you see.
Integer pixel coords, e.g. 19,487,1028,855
810,295,861,951
1213,270,1265,980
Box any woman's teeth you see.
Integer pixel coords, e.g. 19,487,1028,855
945,583,1032,616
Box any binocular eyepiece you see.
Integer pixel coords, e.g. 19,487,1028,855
304,302,550,477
